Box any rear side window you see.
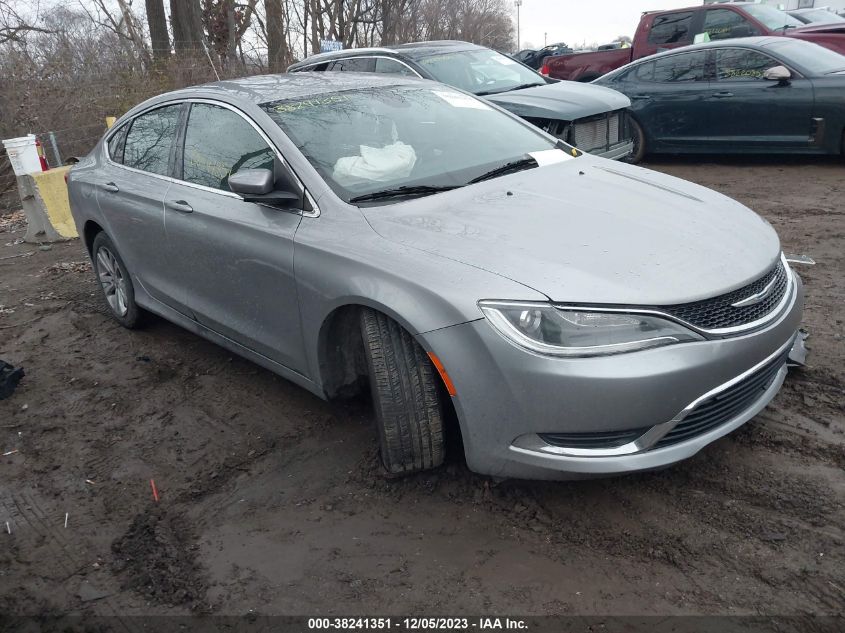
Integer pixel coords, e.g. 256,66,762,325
374,57,416,76
329,58,376,72
651,51,707,82
182,103,275,191
715,49,780,82
123,105,182,176
649,11,695,45
107,124,128,164
703,9,760,40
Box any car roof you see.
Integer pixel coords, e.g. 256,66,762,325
289,40,485,68
159,71,426,105
644,2,757,15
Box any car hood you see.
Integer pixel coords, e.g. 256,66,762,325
793,23,845,34
485,81,631,121
362,158,781,306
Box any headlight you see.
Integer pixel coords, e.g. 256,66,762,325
478,301,703,357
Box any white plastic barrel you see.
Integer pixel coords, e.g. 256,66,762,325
3,135,43,176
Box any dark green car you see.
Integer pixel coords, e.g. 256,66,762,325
595,37,845,162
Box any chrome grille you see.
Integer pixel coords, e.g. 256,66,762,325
660,260,789,331
654,348,789,449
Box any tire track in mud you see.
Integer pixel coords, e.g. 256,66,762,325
3,492,142,632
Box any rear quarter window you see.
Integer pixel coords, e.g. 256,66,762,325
107,124,128,164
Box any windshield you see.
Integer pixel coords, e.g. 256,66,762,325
764,39,845,74
261,85,561,204
797,9,845,24
743,4,804,30
414,49,546,95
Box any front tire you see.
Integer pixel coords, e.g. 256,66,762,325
624,115,646,164
359,308,445,475
91,232,144,329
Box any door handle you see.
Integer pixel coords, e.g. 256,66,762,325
712,91,734,98
101,182,119,193
631,95,651,100
167,200,194,214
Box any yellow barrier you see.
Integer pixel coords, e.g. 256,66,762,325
30,166,77,238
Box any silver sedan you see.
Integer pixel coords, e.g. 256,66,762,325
67,73,806,480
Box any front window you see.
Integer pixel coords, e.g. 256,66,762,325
715,49,779,82
703,9,760,40
261,85,561,204
742,4,803,30
181,103,275,191
414,49,545,96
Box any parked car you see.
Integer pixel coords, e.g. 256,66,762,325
288,41,634,160
67,73,806,480
788,7,845,25
513,43,573,69
594,37,845,163
542,2,845,82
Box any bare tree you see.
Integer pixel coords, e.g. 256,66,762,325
146,0,171,60
171,0,204,55
265,0,289,71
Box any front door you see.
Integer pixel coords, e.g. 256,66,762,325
703,47,815,150
163,102,307,372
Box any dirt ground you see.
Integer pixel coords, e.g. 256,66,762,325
0,157,843,620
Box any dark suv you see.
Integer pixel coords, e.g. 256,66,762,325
288,40,635,160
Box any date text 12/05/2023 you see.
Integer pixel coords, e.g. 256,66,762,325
307,617,529,630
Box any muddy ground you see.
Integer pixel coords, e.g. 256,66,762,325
0,157,843,621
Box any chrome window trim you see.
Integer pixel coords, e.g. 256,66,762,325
294,54,422,78
513,332,795,458
104,97,321,217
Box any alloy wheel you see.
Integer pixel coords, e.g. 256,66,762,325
96,246,128,317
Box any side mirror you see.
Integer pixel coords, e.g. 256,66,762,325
763,65,791,84
228,168,300,206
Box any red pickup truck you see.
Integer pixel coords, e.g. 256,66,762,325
543,2,845,81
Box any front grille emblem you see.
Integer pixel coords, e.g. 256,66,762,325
731,277,778,308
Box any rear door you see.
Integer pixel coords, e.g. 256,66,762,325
96,103,184,307
624,50,712,149
703,47,815,150
163,101,307,372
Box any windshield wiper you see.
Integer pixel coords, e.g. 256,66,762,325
468,157,538,184
349,184,462,203
476,82,545,96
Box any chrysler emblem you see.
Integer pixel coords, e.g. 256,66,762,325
732,277,777,308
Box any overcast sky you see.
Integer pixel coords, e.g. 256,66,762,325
515,0,701,50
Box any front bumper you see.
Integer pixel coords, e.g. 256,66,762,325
420,273,804,480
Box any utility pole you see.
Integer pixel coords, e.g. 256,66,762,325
514,0,522,50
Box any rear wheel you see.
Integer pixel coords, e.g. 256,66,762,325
359,308,445,475
624,116,646,164
91,232,144,328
